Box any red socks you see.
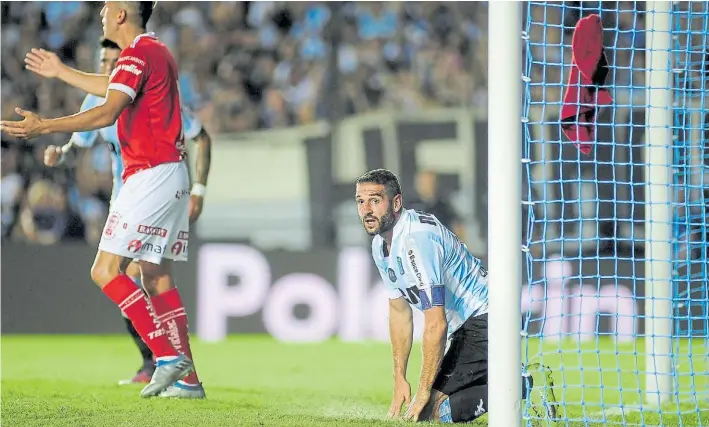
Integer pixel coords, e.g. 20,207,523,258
102,275,178,358
150,288,200,385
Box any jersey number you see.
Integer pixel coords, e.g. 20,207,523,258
416,210,436,226
398,286,420,305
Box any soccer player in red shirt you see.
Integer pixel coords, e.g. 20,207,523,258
1,1,204,399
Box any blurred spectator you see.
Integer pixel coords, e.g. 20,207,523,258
12,179,84,245
1,144,24,237
408,170,466,243
69,146,112,245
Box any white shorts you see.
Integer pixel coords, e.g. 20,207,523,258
98,162,190,264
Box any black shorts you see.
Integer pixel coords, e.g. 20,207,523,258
432,313,488,396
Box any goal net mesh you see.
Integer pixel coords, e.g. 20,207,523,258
521,2,708,425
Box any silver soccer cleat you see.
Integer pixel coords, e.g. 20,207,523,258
158,382,206,399
140,354,194,398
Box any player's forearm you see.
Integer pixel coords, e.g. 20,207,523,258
417,321,447,393
57,65,109,97
193,130,212,186
390,307,414,380
41,105,117,135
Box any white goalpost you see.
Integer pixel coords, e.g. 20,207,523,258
643,0,673,407
487,2,523,427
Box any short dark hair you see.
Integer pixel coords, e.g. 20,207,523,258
355,169,402,198
99,38,120,50
125,1,154,28
137,1,155,27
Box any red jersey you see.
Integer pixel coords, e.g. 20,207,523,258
107,33,186,181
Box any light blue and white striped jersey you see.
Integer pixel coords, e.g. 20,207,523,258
70,93,204,201
372,208,489,339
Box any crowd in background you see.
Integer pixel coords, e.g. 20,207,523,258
1,1,705,253
2,2,489,134
1,1,488,244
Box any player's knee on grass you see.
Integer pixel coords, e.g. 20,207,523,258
90,251,131,288
138,259,174,296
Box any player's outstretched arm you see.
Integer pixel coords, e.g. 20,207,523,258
25,48,109,97
388,297,414,419
0,91,130,140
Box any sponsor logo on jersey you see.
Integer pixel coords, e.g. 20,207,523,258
142,243,167,254
137,225,168,238
178,231,189,241
171,241,188,256
407,249,424,286
115,63,143,76
128,240,167,255
127,239,143,253
388,268,397,283
103,212,121,240
118,55,146,66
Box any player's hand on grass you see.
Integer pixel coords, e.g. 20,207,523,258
0,108,44,140
188,195,204,224
25,48,64,79
387,377,411,419
404,388,431,422
44,145,64,167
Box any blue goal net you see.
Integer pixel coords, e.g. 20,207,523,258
521,1,708,425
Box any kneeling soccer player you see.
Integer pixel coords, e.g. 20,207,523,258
355,169,531,423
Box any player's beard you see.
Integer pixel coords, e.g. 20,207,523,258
363,206,396,237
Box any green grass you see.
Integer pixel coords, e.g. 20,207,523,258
1,335,708,426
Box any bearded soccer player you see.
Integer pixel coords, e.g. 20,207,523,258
354,169,533,423
39,36,212,387
1,1,204,399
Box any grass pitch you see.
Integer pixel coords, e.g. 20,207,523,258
2,335,708,426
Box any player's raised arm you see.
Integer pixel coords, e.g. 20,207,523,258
25,48,110,97
2,41,150,140
402,234,448,421
387,296,413,418
0,89,131,140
